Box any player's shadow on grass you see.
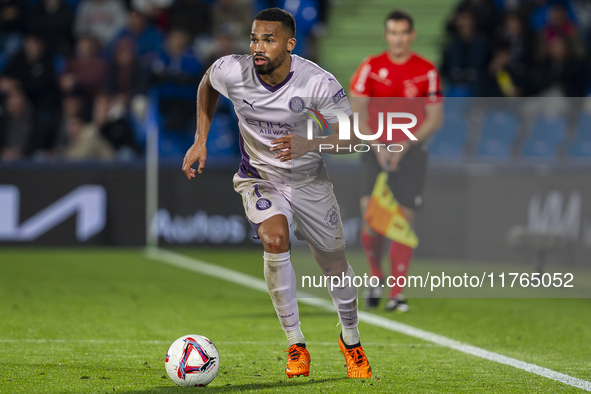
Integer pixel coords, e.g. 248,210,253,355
123,377,347,393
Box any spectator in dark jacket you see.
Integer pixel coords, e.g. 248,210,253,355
1,33,62,155
150,29,203,132
442,10,491,95
60,35,108,99
28,0,75,57
168,0,212,39
0,0,27,72
106,38,149,108
479,39,535,97
495,11,536,70
0,87,34,161
531,35,587,97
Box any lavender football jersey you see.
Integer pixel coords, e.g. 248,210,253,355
209,54,352,187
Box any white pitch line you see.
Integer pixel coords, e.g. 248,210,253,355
145,247,591,392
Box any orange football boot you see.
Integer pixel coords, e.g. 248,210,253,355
338,334,372,378
285,343,310,378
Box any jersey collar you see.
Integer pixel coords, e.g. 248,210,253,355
255,55,295,93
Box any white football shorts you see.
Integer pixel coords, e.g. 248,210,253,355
233,171,345,252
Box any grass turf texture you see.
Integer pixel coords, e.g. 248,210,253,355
1,248,590,393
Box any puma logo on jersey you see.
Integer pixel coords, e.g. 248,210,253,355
243,99,256,110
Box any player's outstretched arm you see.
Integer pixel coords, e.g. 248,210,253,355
182,66,220,179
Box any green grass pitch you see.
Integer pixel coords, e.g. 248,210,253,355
1,248,590,393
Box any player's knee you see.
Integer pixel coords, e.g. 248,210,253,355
260,232,289,253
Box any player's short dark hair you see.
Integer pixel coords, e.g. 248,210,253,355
254,8,296,38
385,9,414,31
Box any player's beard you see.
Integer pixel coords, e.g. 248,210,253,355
253,52,287,75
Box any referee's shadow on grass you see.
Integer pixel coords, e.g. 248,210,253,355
123,377,347,393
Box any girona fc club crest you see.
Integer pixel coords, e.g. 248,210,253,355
289,96,305,113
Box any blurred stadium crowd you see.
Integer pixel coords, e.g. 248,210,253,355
0,0,590,162
444,0,590,98
436,0,591,160
0,0,328,161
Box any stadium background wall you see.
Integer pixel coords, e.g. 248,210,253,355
0,164,589,266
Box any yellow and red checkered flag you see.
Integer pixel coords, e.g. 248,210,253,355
364,171,419,248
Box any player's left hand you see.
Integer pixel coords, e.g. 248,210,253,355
270,134,311,162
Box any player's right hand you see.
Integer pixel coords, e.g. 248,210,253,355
182,143,207,179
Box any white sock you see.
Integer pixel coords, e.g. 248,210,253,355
327,263,360,345
342,326,360,346
286,327,306,346
263,251,303,344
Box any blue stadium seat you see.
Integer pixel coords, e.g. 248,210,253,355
443,96,473,114
573,112,591,140
521,115,568,159
528,115,568,143
475,110,519,158
567,113,591,159
522,139,558,158
445,83,474,98
568,140,591,158
429,110,468,158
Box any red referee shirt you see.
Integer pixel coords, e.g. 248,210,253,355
350,52,442,143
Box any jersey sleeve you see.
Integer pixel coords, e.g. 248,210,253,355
424,66,443,104
208,55,238,99
314,75,353,125
349,57,372,96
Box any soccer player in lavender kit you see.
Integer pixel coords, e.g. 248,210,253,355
182,8,371,379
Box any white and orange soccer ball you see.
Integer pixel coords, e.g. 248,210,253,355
165,334,220,387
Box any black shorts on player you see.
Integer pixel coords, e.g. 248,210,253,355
360,143,428,210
